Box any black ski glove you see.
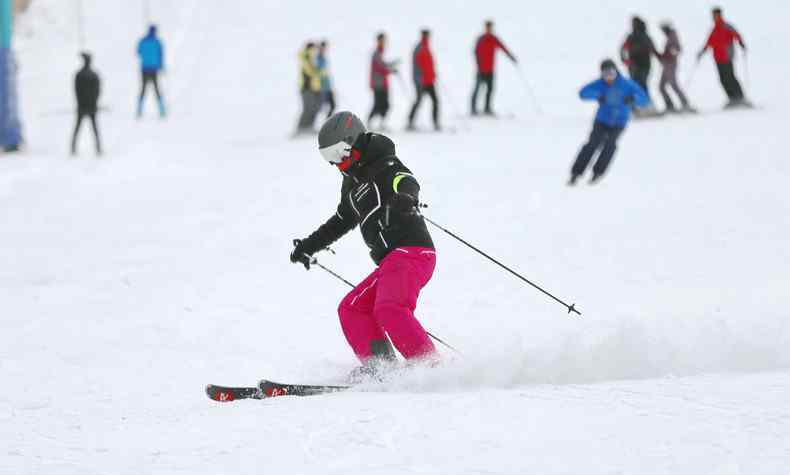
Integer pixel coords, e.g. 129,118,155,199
290,239,313,270
597,95,606,104
623,95,635,105
389,192,417,212
384,193,418,228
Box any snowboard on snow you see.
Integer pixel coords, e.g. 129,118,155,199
206,379,349,401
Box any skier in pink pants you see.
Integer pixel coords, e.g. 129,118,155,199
291,111,438,377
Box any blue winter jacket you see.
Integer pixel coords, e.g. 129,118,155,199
315,54,331,92
579,75,648,128
137,29,164,72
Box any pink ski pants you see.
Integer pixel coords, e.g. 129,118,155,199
338,246,437,362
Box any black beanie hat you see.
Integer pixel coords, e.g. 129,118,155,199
600,58,617,72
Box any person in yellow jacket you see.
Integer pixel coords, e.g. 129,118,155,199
297,42,322,134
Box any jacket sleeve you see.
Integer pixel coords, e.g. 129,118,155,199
299,188,357,255
412,46,422,83
392,171,420,202
579,80,603,100
94,74,101,104
649,37,661,58
302,53,321,80
729,24,745,47
629,80,649,107
495,36,516,61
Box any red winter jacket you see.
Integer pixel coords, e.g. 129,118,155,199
475,33,512,74
705,19,744,64
413,39,436,86
370,46,393,90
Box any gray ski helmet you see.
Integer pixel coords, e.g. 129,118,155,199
318,111,366,167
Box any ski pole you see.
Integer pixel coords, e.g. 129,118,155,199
310,255,461,354
294,241,461,354
685,57,701,90
742,49,751,92
310,257,355,288
435,77,462,121
393,70,409,94
421,214,581,316
515,65,544,115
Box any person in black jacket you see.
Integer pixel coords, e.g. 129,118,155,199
71,52,102,156
291,111,438,378
620,16,659,112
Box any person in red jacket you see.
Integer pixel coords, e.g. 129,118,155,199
697,6,749,107
470,20,517,116
408,29,439,131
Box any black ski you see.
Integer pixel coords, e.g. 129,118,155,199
205,384,262,402
206,379,349,402
259,379,349,397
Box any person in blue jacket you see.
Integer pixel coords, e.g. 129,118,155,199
569,59,648,185
137,24,166,118
316,40,336,119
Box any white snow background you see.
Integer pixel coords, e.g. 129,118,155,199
1,0,789,474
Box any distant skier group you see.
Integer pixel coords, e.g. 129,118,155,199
618,6,749,118
296,20,518,135
569,6,750,185
71,24,167,157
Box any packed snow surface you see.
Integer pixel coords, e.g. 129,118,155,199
2,0,789,474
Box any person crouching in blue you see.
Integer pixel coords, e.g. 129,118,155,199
569,59,648,185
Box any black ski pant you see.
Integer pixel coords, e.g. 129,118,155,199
408,84,439,128
629,65,652,103
368,88,390,122
571,122,624,179
716,62,744,101
471,72,494,114
139,71,162,103
71,111,102,155
321,90,336,119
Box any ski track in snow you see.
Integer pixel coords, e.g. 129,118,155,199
2,1,790,474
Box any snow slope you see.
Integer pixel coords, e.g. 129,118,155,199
2,1,789,474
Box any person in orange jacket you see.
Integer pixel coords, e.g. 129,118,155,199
407,29,439,131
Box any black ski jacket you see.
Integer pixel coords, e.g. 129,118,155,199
623,29,658,71
75,67,100,114
300,133,434,264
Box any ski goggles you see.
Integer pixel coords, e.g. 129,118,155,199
319,141,354,170
601,68,617,81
